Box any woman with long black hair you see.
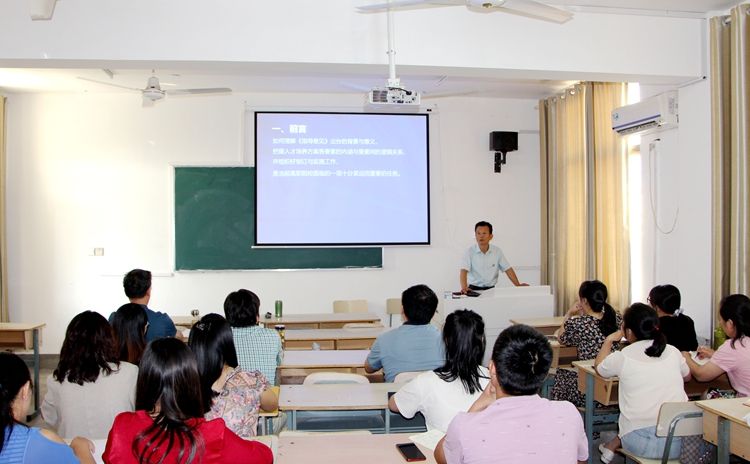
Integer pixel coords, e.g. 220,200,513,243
596,303,691,463
388,309,490,432
1,352,95,463
111,303,148,365
102,338,273,464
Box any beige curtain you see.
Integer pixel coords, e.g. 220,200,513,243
0,95,7,323
711,5,750,328
540,83,630,315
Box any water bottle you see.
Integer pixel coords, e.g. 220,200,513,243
275,300,283,318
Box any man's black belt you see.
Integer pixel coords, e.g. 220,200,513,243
469,285,494,291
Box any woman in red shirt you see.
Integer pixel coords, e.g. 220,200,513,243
103,338,273,464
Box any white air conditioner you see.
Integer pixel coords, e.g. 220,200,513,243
611,91,678,137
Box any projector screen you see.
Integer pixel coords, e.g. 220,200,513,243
255,111,430,246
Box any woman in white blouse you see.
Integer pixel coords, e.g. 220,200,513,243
388,309,490,432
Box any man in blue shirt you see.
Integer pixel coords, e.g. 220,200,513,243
460,221,527,293
110,269,182,342
365,284,445,382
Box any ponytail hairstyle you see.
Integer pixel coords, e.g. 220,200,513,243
648,285,681,315
718,294,750,348
622,303,667,357
434,309,487,395
579,280,618,337
0,352,32,453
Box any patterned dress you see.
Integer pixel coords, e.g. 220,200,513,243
205,367,271,438
550,313,622,408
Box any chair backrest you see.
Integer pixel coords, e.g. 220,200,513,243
386,298,402,315
655,402,703,437
333,299,368,313
393,371,426,383
342,322,384,329
303,372,370,385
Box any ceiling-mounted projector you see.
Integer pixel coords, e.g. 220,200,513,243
365,87,421,108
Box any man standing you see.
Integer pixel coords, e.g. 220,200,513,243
435,324,588,464
460,221,527,293
365,284,444,382
115,269,182,342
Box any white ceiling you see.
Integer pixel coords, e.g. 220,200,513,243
0,0,741,100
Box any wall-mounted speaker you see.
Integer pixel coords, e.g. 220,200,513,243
489,131,518,153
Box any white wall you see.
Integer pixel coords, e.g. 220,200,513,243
6,92,541,353
0,1,703,84
638,81,713,339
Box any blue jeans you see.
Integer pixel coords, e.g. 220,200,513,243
621,426,682,460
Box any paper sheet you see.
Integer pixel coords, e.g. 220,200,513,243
689,351,710,366
409,429,446,451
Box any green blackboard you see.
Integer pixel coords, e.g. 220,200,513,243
174,167,383,270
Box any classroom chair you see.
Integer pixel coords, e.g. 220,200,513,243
616,402,703,464
386,298,401,327
333,299,368,313
302,372,370,385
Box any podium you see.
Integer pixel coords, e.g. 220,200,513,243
440,286,554,364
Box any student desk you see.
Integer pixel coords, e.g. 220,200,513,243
172,316,197,329
261,312,382,329
573,360,620,464
276,433,436,463
258,385,280,435
0,323,45,420
279,383,405,432
284,327,390,350
509,316,565,335
696,397,750,464
278,349,383,384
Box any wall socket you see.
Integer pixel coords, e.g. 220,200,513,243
93,248,104,256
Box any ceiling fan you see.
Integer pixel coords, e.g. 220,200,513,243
356,0,574,24
77,71,232,106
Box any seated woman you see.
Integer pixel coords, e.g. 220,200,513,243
103,337,273,464
0,352,94,464
648,284,698,352
388,309,490,432
42,311,138,439
683,293,750,398
596,303,691,463
111,303,148,365
550,280,621,407
188,313,278,438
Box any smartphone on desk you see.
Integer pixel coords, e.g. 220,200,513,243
397,443,426,462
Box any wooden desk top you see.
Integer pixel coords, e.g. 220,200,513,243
277,433,436,464
280,349,370,368
573,359,600,375
509,316,565,328
0,323,46,331
285,327,390,341
262,312,381,325
279,383,404,410
696,398,750,426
